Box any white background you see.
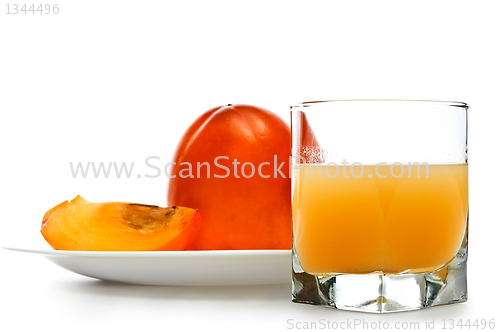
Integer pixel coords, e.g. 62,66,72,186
1,0,499,331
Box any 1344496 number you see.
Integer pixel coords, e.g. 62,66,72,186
6,4,59,14
442,319,495,330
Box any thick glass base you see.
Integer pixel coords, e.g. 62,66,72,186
292,245,467,313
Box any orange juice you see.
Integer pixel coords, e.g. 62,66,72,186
292,164,468,274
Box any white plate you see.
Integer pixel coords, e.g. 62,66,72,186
2,247,291,286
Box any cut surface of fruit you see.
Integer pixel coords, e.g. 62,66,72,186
41,196,201,251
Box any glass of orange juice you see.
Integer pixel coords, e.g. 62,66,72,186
291,100,468,313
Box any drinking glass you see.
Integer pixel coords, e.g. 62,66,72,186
291,100,468,313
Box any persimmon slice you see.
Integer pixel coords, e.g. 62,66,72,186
41,196,201,251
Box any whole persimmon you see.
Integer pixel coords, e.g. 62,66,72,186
167,104,291,250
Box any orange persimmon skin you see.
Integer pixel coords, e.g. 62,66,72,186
156,212,201,250
41,196,201,251
167,104,292,250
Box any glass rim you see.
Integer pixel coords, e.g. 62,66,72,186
290,99,468,109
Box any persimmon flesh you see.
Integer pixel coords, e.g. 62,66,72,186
41,196,201,251
168,104,292,250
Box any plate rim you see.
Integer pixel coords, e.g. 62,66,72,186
2,246,291,258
